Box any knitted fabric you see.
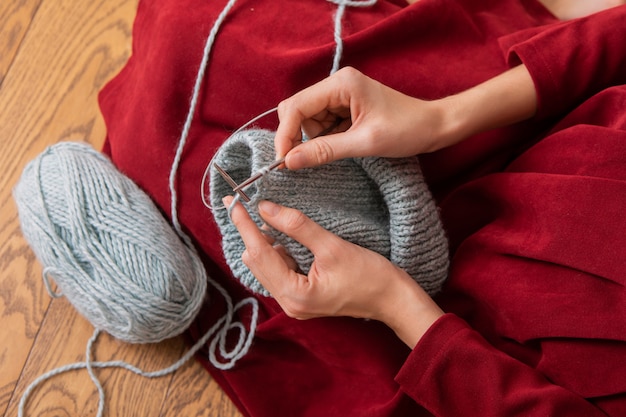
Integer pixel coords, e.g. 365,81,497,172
209,129,449,296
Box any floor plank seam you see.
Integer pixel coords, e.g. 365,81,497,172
0,0,45,90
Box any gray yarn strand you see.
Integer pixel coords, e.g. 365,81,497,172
328,0,378,74
14,147,259,417
15,0,385,414
18,290,258,417
169,0,239,241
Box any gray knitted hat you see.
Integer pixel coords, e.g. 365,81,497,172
209,129,449,297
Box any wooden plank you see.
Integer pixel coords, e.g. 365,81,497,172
0,227,48,416
162,355,244,417
6,299,183,416
6,298,187,417
0,0,43,86
0,0,138,414
0,0,244,415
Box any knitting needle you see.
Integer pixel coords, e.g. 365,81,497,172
214,163,251,202
232,157,285,194
232,116,346,193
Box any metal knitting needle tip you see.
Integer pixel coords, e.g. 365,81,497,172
233,157,285,193
229,117,344,194
214,163,251,202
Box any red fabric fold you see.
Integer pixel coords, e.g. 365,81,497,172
98,0,626,415
436,82,626,415
397,314,611,417
504,6,626,120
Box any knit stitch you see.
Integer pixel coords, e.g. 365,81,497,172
209,129,450,296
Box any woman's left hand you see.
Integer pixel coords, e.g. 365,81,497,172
226,197,445,348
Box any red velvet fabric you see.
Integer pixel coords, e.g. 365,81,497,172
98,0,626,415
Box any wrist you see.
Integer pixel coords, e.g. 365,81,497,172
375,267,444,348
410,94,472,154
427,95,469,152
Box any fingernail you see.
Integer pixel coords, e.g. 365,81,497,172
222,196,233,206
259,200,280,217
275,155,287,170
286,149,305,169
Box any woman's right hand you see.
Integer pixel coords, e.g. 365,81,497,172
275,67,456,170
275,65,538,170
226,196,445,348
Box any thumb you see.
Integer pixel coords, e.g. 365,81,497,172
285,134,352,170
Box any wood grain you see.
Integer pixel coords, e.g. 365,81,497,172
0,0,42,86
0,0,243,415
162,358,243,417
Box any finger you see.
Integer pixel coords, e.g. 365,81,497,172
260,224,298,269
225,197,294,292
273,244,299,271
257,200,339,256
283,129,366,169
300,113,334,140
223,196,266,245
260,224,277,245
275,76,349,159
274,110,303,161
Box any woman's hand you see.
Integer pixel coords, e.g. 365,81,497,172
226,196,444,348
275,67,453,170
275,65,538,170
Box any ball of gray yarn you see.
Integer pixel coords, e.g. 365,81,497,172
13,142,207,344
210,129,449,297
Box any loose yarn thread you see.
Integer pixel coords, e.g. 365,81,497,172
167,0,261,376
328,0,378,74
18,292,258,417
14,0,261,414
203,0,379,215
170,0,239,241
14,143,260,417
15,0,379,414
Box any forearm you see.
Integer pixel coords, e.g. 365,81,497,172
430,64,537,151
374,267,445,349
379,66,537,346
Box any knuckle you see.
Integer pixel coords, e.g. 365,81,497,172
276,99,292,118
361,125,380,148
335,66,360,82
241,246,262,267
282,300,307,319
276,98,288,113
312,138,335,165
317,238,344,264
277,98,303,124
335,66,364,89
283,208,309,233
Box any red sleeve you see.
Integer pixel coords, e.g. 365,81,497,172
503,6,626,120
395,314,608,417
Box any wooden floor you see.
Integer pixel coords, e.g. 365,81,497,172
0,1,242,416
